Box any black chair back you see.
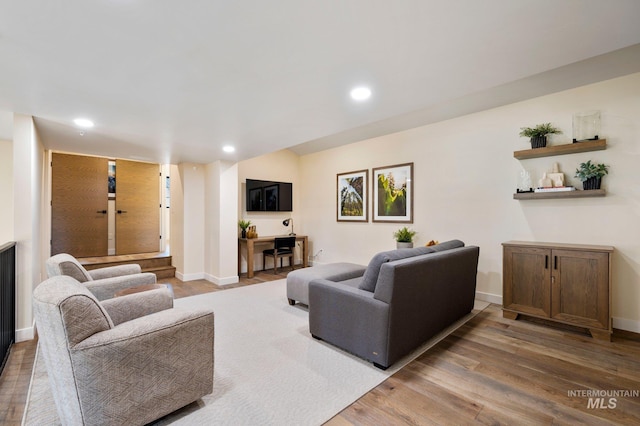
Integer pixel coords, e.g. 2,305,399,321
274,236,296,251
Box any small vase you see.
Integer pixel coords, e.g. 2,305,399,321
530,136,547,149
241,229,247,238
583,177,602,190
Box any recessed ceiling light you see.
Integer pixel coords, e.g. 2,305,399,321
222,145,235,153
350,86,372,101
73,118,94,128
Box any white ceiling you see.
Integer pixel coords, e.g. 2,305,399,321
1,1,640,164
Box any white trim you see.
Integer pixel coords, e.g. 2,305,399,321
16,324,35,343
475,291,502,305
175,271,205,281
205,274,239,286
613,317,640,333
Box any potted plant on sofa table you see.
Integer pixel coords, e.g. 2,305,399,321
393,227,416,249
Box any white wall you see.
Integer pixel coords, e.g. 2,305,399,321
237,149,301,272
205,160,239,285
13,115,44,341
299,73,640,331
0,140,13,244
171,163,205,281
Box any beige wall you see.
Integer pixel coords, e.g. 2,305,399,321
237,149,301,272
298,72,640,331
0,140,12,244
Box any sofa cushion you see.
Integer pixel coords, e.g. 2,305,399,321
359,246,435,292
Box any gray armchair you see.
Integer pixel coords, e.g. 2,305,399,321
46,253,157,300
33,275,214,425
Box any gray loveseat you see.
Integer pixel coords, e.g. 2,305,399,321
308,240,479,369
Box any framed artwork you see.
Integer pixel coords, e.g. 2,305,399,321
372,162,413,223
337,169,368,222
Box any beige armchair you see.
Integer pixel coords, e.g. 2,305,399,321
46,253,157,300
33,275,214,425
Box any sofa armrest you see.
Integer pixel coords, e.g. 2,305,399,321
309,279,390,366
88,264,142,280
101,287,173,326
84,273,158,301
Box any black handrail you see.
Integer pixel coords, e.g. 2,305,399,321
0,242,16,374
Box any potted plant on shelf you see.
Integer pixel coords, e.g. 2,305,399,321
575,160,609,190
393,227,416,249
238,219,251,238
519,123,562,149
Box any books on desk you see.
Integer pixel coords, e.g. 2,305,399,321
534,186,576,193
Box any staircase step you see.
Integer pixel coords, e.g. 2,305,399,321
80,253,174,279
145,266,177,280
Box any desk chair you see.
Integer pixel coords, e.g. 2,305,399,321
263,236,296,274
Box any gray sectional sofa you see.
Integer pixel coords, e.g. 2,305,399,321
307,240,479,369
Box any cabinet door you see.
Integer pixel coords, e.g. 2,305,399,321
551,249,609,329
503,246,551,317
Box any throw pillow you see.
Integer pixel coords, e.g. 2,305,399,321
358,246,436,292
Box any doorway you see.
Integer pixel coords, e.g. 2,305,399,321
51,153,162,257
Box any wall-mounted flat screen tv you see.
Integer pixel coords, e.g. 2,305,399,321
246,179,293,212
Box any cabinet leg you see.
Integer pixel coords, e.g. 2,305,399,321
589,328,612,341
502,310,519,320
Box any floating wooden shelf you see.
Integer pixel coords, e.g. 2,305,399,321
513,189,606,200
514,139,606,160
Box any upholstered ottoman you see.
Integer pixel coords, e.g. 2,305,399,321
287,262,366,306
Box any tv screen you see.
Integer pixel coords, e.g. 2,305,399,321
246,179,292,212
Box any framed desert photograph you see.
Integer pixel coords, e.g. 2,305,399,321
337,169,368,222
372,162,413,223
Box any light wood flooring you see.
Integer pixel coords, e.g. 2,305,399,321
2,272,640,425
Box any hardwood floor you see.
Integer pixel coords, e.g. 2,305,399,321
2,272,639,425
328,305,640,425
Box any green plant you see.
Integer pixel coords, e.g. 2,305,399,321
238,219,251,230
519,123,562,138
393,227,416,243
574,160,609,182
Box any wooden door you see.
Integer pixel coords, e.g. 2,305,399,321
551,249,609,329
51,153,109,257
503,246,551,318
115,160,160,254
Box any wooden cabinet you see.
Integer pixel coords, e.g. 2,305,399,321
502,241,613,340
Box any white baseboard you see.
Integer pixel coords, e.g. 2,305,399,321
16,325,35,343
205,274,239,286
475,291,502,305
175,271,205,281
613,317,640,333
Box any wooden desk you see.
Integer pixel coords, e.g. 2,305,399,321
238,235,308,278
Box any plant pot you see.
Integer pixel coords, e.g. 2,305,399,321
530,136,547,149
396,242,413,249
583,177,602,190
241,229,247,238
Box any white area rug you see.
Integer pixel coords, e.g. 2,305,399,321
23,279,489,425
